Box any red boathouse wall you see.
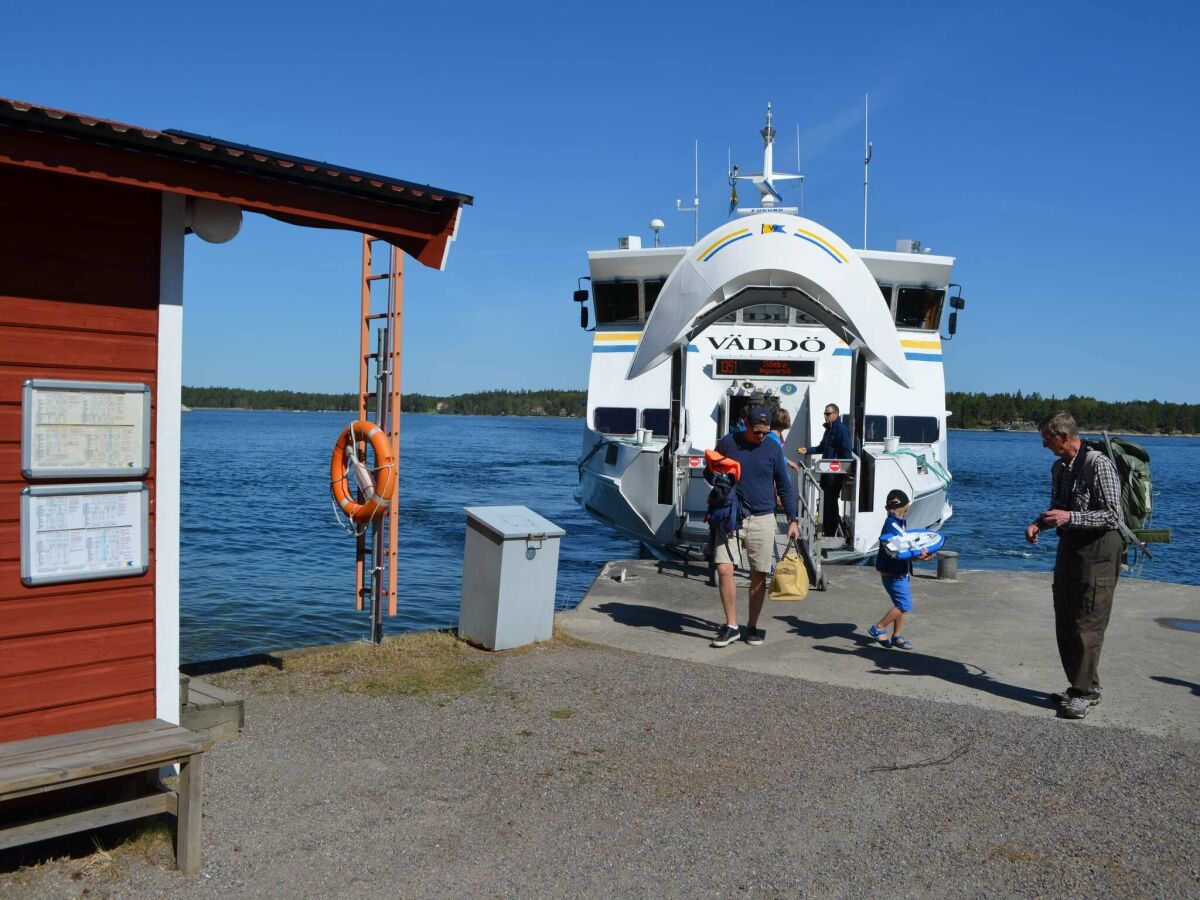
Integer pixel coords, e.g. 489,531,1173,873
0,165,161,741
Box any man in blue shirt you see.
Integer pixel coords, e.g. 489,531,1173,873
797,401,853,537
708,406,800,648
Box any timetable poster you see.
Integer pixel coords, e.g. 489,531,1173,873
22,380,150,478
20,484,149,586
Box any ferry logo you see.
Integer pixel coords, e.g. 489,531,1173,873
708,335,826,353
761,223,786,234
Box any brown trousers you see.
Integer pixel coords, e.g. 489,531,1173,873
1052,529,1122,696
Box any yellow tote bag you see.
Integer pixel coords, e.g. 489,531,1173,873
770,539,810,601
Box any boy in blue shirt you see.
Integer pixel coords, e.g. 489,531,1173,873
867,489,931,650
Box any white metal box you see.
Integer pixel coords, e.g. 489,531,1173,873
459,506,566,651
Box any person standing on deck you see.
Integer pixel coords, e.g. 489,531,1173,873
1024,411,1124,720
709,406,800,648
796,402,853,537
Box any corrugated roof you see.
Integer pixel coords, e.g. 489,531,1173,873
0,97,473,212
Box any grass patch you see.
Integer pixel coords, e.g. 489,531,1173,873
551,618,595,648
549,709,575,720
285,630,494,701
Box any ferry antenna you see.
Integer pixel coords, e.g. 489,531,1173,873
674,138,700,243
863,93,872,250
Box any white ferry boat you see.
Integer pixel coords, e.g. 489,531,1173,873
573,106,965,576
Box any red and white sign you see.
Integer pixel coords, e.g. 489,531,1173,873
688,456,702,468
828,461,841,473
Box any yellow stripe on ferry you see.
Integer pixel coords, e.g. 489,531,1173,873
697,228,751,261
900,339,941,349
594,332,642,342
793,227,849,264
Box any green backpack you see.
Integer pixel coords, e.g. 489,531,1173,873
1082,436,1153,530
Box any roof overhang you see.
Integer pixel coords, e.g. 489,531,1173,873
0,98,473,270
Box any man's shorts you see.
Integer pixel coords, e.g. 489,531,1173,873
881,575,913,612
713,513,777,573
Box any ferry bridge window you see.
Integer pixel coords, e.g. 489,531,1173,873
863,415,888,442
893,415,940,443
895,287,945,330
877,283,893,310
592,281,640,324
742,304,788,324
643,279,666,317
642,408,670,436
594,407,637,435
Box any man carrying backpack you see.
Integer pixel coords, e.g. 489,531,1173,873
708,405,800,648
1025,411,1124,720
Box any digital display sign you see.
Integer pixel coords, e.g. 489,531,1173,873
714,358,815,379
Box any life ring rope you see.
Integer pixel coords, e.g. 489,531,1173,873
330,420,397,532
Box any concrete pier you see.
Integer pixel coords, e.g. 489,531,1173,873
564,560,1200,739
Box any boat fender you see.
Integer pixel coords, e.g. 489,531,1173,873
330,421,396,524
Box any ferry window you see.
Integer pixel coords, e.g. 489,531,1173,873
642,408,670,436
863,415,888,442
592,281,640,324
877,283,893,310
594,407,637,434
895,287,944,330
893,415,939,443
742,304,788,325
643,279,666,317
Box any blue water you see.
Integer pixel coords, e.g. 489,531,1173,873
180,413,1198,663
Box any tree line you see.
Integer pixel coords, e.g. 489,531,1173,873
948,391,1200,434
182,386,586,417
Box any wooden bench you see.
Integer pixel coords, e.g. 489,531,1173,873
0,719,213,873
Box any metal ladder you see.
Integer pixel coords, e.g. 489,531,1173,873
793,462,826,590
355,235,404,641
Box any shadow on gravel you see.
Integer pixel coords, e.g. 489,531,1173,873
775,615,1050,708
1151,675,1200,697
594,602,718,641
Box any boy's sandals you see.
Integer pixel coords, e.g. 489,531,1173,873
867,624,889,644
891,636,913,650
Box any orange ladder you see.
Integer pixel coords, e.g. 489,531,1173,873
355,235,403,639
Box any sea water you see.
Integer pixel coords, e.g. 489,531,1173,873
180,411,1198,663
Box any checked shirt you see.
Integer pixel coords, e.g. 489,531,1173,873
1049,447,1124,531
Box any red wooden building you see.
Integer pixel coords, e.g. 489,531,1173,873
0,98,472,742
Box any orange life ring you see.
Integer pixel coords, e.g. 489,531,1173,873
330,421,396,524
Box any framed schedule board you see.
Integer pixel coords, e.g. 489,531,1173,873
22,379,151,479
20,483,149,586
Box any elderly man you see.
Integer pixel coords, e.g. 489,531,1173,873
709,405,800,648
1025,411,1124,720
797,402,853,537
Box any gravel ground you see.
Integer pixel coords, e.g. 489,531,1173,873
2,639,1198,899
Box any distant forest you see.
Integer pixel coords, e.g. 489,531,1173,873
181,386,1198,433
182,386,586,417
947,391,1200,434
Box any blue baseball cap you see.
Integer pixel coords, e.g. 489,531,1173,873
746,405,771,426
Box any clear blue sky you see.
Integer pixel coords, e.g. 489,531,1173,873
5,2,1197,402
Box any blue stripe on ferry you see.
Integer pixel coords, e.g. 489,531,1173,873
793,232,844,264
831,348,853,357
702,232,753,260
905,352,943,361
593,344,701,354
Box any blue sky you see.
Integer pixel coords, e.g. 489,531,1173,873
5,2,1197,402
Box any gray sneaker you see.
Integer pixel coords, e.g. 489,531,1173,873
1052,689,1101,707
710,624,741,648
1062,696,1090,719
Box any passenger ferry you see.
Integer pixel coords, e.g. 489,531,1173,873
573,106,965,574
